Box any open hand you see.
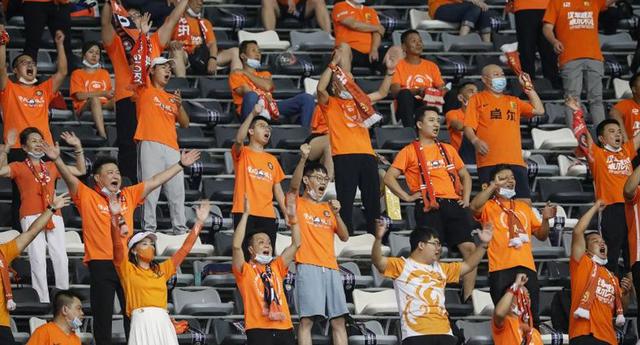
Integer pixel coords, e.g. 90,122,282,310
195,200,211,224
41,142,61,160
60,131,82,148
374,218,388,240
478,222,493,244
565,95,581,112
180,149,201,167
51,192,71,210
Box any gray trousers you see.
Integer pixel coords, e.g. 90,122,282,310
137,141,188,232
561,58,605,126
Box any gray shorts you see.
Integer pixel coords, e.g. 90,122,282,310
295,264,349,319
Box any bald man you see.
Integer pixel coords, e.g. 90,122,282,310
463,65,544,201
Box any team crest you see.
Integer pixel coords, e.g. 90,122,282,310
510,101,516,110
323,210,331,218
35,90,43,97
267,162,274,170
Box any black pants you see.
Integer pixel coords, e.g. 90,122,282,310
514,10,560,87
333,154,381,234
0,326,15,345
231,213,278,255
351,48,386,74
631,262,640,337
415,198,474,249
7,149,25,231
402,334,457,345
115,97,138,184
488,266,540,327
569,335,609,345
22,1,75,71
246,328,296,345
395,89,424,127
601,203,628,276
89,260,130,345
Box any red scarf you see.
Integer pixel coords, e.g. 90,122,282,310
413,140,463,211
0,30,10,46
500,43,533,92
174,16,208,51
130,32,152,89
572,109,592,161
0,251,15,311
95,186,129,236
329,64,382,128
253,263,286,321
24,159,54,230
421,88,445,112
493,197,529,248
509,284,533,345
109,0,140,60
245,78,280,120
574,255,625,327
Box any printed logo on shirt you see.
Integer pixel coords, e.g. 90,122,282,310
153,96,177,116
606,155,632,175
498,209,529,233
633,120,640,137
303,212,333,229
595,276,615,306
85,80,107,92
247,165,274,182
17,95,45,108
97,201,130,216
323,210,331,218
364,13,372,22
341,101,366,128
567,11,595,29
267,162,274,170
403,269,448,331
563,2,571,6
405,74,433,88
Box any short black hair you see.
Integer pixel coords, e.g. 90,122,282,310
244,231,270,260
82,41,101,57
455,81,477,96
414,106,441,128
126,5,144,15
400,29,420,44
53,290,81,315
92,155,119,175
239,40,258,55
596,118,620,138
303,161,327,177
19,127,44,146
489,164,513,181
409,228,439,253
247,115,271,139
630,72,640,89
12,53,33,69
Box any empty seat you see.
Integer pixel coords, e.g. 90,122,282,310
544,102,568,125
214,230,234,256
614,77,633,99
532,237,564,258
154,232,214,257
165,77,199,99
65,231,84,255
269,126,309,149
272,78,303,99
303,78,319,96
558,155,587,177
12,287,49,315
11,318,29,344
183,100,233,125
238,30,290,50
409,9,459,30
212,319,247,345
531,128,578,150
194,260,235,287
538,179,593,204
0,230,19,243
334,234,390,258
214,125,238,148
599,32,636,51
552,205,578,230
471,289,494,316
374,127,415,149
177,127,216,148
527,154,560,177
348,320,397,345
455,320,492,345
290,30,335,51
388,232,410,257
172,287,234,315
352,289,398,315
51,125,108,148
442,33,493,52
198,77,231,99
340,261,374,288
202,179,235,202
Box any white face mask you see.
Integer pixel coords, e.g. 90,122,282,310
27,151,45,159
352,0,365,3
254,254,273,264
498,187,516,199
69,317,82,330
604,144,622,152
100,186,121,197
307,188,325,201
82,59,101,69
338,90,353,100
591,254,608,266
18,77,37,85
246,58,261,69
186,7,201,18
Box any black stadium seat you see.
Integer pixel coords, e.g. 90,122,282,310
374,127,415,150
538,179,593,204
269,126,309,149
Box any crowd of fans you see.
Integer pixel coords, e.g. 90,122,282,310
0,0,638,344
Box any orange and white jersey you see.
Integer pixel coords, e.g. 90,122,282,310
625,186,640,266
383,257,461,339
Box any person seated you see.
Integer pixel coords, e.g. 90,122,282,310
429,0,492,42
26,290,84,345
229,40,315,126
169,0,241,76
445,81,477,163
70,41,114,139
261,0,331,33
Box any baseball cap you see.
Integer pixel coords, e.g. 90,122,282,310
150,57,173,68
128,231,158,250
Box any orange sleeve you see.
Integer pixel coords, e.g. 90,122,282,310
529,206,542,231
391,146,410,173
159,259,176,281
273,160,285,184
391,69,401,85
383,257,405,279
516,97,535,118
273,256,289,278
111,223,128,270
332,2,351,22
368,8,380,25
170,223,202,268
442,262,462,284
613,100,629,115
204,20,215,45
69,71,82,99
125,182,146,206
229,71,245,93
445,110,457,126
463,95,479,130
105,70,113,90
542,1,557,24
625,140,637,160
1,240,19,264
150,31,166,53
448,145,465,170
232,144,243,162
476,204,490,222
430,64,444,87
43,78,55,102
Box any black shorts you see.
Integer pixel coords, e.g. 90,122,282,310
304,132,326,144
351,47,386,73
402,334,457,345
569,335,610,345
415,198,474,248
246,328,296,345
477,164,531,199
0,326,16,345
232,213,278,253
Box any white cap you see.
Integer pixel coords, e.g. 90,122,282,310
150,57,173,68
128,231,158,250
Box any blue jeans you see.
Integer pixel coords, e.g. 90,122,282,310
434,2,491,32
241,92,315,127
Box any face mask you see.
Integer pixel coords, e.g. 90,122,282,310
82,59,100,69
246,58,261,69
604,144,622,152
307,188,325,201
187,7,201,18
27,151,45,159
591,254,608,266
338,90,353,100
136,246,155,264
498,187,516,199
254,254,273,264
490,77,507,93
352,0,365,3
100,186,121,197
69,317,82,330
18,77,37,85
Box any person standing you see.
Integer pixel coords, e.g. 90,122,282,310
22,0,74,71
492,274,543,345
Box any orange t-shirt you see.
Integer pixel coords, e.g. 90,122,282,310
310,105,329,135
232,257,293,331
445,108,464,151
115,248,175,316
26,322,81,345
429,0,462,18
9,161,61,219
1,78,54,148
613,98,640,139
492,315,543,345
69,68,112,114
543,0,606,66
392,59,444,90
72,182,145,263
229,70,273,115
295,196,339,270
104,33,165,102
171,16,215,54
463,90,534,168
477,199,541,272
513,0,549,11
133,85,181,150
569,255,619,344
391,141,464,200
321,96,375,157
588,141,636,205
625,187,640,266
332,1,380,54
0,240,18,327
231,146,285,218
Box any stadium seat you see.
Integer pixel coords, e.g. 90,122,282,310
212,319,247,345
409,9,459,30
238,30,290,50
214,125,238,148
65,231,85,255
177,127,216,149
12,287,49,315
531,237,564,259
348,320,397,345
11,318,29,344
154,232,215,257
371,264,393,288
269,126,309,149
388,232,410,257
551,205,578,229
558,155,587,177
614,77,632,99
194,260,235,287
527,155,560,177
51,125,109,148
165,78,199,99
202,179,235,202
340,261,374,288
334,234,390,258
392,30,443,52
531,128,578,150
111,319,127,344
455,320,492,345
538,179,593,204
198,77,231,99
0,229,19,243
352,289,398,315
472,289,494,316
172,287,234,316
303,77,319,96
290,30,335,51
183,100,233,125
214,230,234,257
374,127,415,149
442,33,493,52
599,32,636,51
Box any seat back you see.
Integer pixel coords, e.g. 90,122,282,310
599,32,633,48
29,317,46,333
0,230,20,244
340,261,362,276
65,231,82,244
352,289,396,315
276,233,292,256
538,179,584,202
442,33,482,51
304,78,319,95
373,127,415,149
408,9,428,29
471,289,494,316
531,128,577,149
614,77,632,99
290,30,334,50
455,320,492,340
172,287,221,314
388,232,410,257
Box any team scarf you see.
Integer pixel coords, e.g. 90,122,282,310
0,251,15,311
95,186,130,236
508,284,533,345
500,42,533,92
573,254,625,327
413,140,463,211
130,32,152,89
571,108,593,161
0,30,10,46
493,197,529,248
420,88,445,112
245,77,280,120
109,0,139,60
24,158,54,230
329,64,382,128
174,14,209,51
253,263,286,321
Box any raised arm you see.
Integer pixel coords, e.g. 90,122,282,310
42,142,81,195
367,55,398,102
571,200,602,261
232,197,250,272
493,274,528,327
232,103,262,151
470,181,498,215
329,199,349,242
51,31,68,94
288,144,310,195
110,210,128,267
101,2,116,45
565,96,594,153
522,77,544,116
280,209,302,266
534,202,556,241
59,132,86,176
383,167,420,202
174,91,190,128
624,165,640,201
171,201,210,267
0,28,7,91
372,219,389,273
15,193,70,252
460,224,491,276
0,130,16,177
157,0,190,47
142,150,200,197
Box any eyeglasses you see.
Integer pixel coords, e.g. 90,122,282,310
17,60,35,67
309,175,330,183
255,123,272,130
424,241,442,248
